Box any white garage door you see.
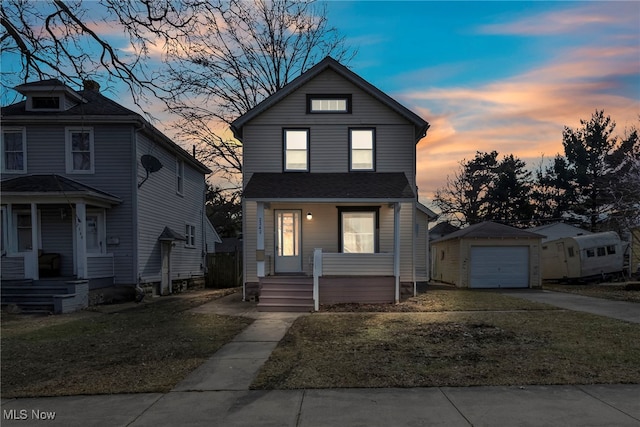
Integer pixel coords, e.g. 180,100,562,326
470,246,529,288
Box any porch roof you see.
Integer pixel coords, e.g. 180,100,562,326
1,174,122,206
243,172,415,201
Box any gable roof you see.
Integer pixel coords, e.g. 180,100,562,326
231,56,429,142
2,82,211,175
243,172,415,201
431,221,543,243
430,221,460,236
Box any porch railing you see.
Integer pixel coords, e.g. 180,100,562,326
312,248,396,311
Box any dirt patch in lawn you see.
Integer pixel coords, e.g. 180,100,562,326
252,311,640,389
1,288,252,398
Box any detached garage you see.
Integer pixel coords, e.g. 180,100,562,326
431,221,543,289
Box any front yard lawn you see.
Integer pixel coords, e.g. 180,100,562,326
1,288,252,398
253,289,640,389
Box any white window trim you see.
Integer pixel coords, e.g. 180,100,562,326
65,127,95,174
185,223,196,248
1,127,27,174
176,158,184,195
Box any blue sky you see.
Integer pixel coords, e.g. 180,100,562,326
322,1,639,202
2,1,638,203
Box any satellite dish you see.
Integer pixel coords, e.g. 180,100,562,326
141,154,163,173
138,155,164,188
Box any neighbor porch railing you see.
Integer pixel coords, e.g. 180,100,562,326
312,248,397,311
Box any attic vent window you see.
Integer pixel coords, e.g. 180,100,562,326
307,94,351,113
32,96,60,109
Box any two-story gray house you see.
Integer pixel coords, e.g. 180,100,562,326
1,79,218,308
232,57,435,312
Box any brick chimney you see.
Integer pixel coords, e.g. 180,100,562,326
83,80,100,92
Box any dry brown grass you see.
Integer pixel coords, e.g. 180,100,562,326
1,288,251,398
253,288,640,389
543,282,640,303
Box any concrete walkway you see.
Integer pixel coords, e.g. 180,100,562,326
2,290,639,426
499,289,640,323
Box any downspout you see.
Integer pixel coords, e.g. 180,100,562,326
394,203,401,303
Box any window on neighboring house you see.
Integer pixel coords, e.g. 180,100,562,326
339,207,379,253
586,248,595,258
606,245,616,255
31,96,60,110
597,247,606,257
86,210,105,254
350,128,375,171
1,128,26,173
66,128,94,173
283,129,309,171
307,94,351,113
176,158,184,195
185,224,196,248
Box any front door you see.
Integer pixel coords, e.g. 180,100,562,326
275,210,302,273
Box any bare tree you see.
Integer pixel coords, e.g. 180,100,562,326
0,0,172,107
150,0,356,185
2,0,355,188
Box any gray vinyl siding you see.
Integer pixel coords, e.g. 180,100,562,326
136,134,206,283
242,69,417,186
0,257,25,279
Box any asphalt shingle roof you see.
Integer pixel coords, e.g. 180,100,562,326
243,172,415,200
1,174,121,203
431,221,543,243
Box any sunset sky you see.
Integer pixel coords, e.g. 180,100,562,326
323,1,639,205
2,1,639,207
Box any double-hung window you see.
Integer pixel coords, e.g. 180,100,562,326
1,127,27,173
339,207,379,253
66,127,94,173
283,129,309,171
350,128,375,171
185,224,196,248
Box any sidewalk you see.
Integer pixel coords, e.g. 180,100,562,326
2,291,639,426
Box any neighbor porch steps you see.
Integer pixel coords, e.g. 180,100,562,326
258,276,314,312
1,277,82,314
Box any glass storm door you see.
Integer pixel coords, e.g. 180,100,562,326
275,210,302,273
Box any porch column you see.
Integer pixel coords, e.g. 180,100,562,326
256,202,265,277
75,202,87,279
30,203,39,280
394,203,401,303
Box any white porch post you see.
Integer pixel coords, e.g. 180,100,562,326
394,203,401,303
75,202,87,279
30,203,39,280
313,248,323,311
256,202,265,278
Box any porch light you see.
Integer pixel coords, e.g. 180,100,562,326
306,212,313,220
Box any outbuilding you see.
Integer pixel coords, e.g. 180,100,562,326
431,221,543,288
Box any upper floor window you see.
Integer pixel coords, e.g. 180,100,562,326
350,128,375,171
65,127,94,174
176,158,184,195
1,127,27,173
31,96,60,110
307,94,351,113
283,129,309,171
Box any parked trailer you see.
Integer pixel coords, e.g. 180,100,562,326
540,231,624,281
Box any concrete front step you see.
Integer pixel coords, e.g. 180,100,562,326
257,303,313,312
